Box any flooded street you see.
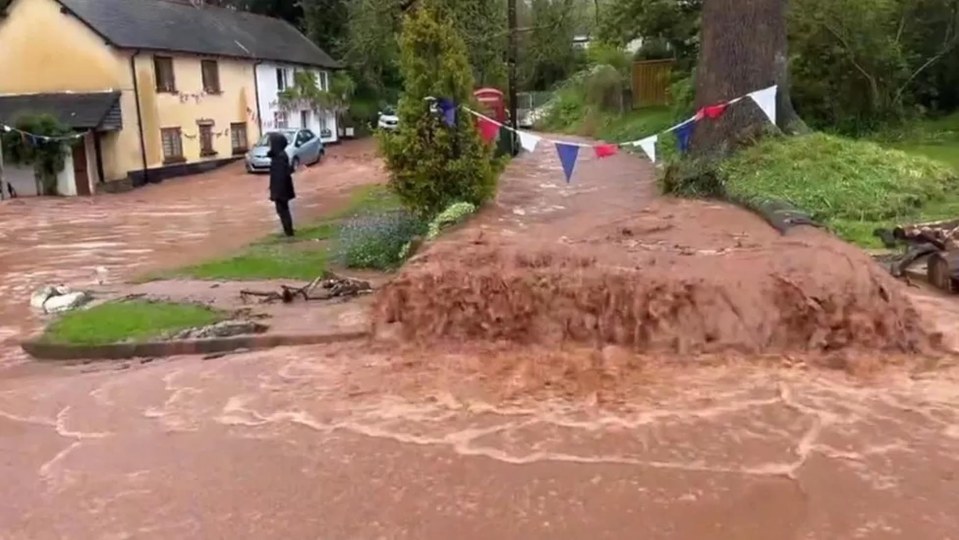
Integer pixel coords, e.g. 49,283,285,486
0,141,382,363
0,141,957,539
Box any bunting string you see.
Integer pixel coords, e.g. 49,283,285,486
464,84,778,183
0,123,89,142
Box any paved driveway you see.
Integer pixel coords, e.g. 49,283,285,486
0,141,383,362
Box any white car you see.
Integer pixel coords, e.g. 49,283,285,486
377,107,399,131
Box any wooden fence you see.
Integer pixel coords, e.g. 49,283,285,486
632,59,675,108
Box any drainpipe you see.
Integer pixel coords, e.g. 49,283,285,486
253,61,264,138
129,50,149,185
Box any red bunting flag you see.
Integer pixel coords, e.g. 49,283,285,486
701,102,729,119
477,117,499,143
593,144,618,158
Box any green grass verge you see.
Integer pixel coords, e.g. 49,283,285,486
42,301,224,345
160,185,403,281
882,113,959,174
720,133,959,247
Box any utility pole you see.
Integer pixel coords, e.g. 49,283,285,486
507,0,519,156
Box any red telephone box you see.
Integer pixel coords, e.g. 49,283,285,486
473,88,506,124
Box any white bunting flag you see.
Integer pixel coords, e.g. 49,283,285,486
748,85,778,126
636,135,658,164
518,130,541,153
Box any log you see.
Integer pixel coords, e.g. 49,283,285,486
926,251,959,293
893,218,959,251
892,243,939,277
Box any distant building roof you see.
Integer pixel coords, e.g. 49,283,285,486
54,0,340,68
0,91,122,130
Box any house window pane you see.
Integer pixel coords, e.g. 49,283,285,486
276,68,286,91
155,56,176,93
199,124,215,156
230,122,248,153
201,60,221,93
161,127,183,162
274,111,288,129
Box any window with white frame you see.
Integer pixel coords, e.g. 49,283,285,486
320,71,330,91
274,111,289,129
276,68,288,91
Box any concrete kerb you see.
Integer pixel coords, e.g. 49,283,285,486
21,331,371,361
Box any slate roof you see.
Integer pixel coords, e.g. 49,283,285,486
0,92,122,130
54,0,340,68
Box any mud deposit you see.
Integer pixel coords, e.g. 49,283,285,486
377,235,932,357
376,150,938,361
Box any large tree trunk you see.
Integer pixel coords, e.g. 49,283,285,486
691,0,804,157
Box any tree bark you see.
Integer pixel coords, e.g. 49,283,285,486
691,0,804,157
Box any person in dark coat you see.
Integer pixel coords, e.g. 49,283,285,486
267,132,295,237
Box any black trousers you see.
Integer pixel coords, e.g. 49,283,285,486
274,200,294,237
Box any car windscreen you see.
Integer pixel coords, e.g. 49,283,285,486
255,132,292,147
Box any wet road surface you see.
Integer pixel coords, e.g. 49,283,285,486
0,140,382,359
1,141,958,539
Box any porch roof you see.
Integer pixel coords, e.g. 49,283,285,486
0,91,122,131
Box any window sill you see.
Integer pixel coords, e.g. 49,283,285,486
157,89,178,95
204,89,223,95
163,157,186,165
200,151,218,158
232,148,248,156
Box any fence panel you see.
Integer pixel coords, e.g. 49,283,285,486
632,59,675,108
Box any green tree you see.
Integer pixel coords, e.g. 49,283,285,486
598,0,702,67
343,0,407,93
301,0,350,55
434,0,508,87
521,0,579,90
380,0,499,217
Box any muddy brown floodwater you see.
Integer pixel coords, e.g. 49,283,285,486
1,138,958,539
0,140,381,361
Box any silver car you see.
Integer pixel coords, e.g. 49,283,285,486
377,106,399,131
245,128,324,173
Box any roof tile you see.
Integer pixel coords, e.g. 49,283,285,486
56,0,340,68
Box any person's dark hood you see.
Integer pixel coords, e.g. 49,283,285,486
267,133,288,158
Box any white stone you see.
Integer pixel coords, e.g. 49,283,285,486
43,292,91,314
30,286,57,310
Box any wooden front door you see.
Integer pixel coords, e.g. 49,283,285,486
72,141,91,196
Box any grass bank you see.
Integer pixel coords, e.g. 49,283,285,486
43,301,224,345
878,112,959,173
719,133,959,247
161,185,404,281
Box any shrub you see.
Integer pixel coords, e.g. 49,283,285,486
585,65,626,114
586,42,632,77
379,1,498,218
427,201,476,239
336,210,427,270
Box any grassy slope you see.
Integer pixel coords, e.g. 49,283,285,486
166,185,402,281
43,301,224,345
721,133,959,247
883,112,959,172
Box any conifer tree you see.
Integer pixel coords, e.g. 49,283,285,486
379,0,498,217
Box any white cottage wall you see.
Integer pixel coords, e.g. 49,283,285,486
255,63,339,144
